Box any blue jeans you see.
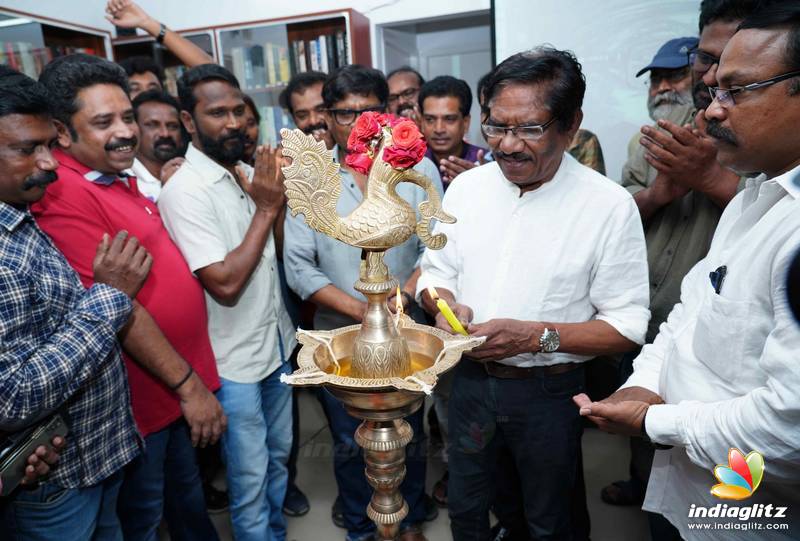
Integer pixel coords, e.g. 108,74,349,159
217,362,292,541
117,419,218,541
319,388,427,541
2,470,124,541
448,360,586,541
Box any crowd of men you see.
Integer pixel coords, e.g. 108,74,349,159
0,0,799,540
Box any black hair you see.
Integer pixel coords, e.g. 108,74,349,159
132,89,181,121
322,64,388,108
699,0,760,32
482,47,585,133
118,55,165,85
177,63,241,114
418,75,472,117
386,65,425,86
0,66,51,119
38,53,130,139
243,94,261,124
476,72,491,107
279,71,327,114
738,2,800,93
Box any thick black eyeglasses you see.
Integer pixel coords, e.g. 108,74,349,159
480,117,557,141
709,70,800,107
688,47,720,74
327,105,386,126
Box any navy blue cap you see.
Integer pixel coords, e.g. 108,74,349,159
636,37,699,77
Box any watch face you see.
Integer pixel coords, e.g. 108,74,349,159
541,329,560,352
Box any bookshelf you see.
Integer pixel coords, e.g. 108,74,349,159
213,9,371,146
0,8,111,79
113,31,217,95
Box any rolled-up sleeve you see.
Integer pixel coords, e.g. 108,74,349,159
283,210,332,300
590,197,651,344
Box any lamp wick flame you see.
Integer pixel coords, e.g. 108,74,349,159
395,286,403,316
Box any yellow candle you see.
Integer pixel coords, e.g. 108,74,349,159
427,286,468,336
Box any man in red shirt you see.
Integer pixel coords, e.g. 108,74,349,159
34,54,226,541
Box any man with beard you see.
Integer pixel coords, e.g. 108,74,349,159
417,48,650,541
32,54,226,541
576,3,800,539
158,64,296,541
129,90,184,202
607,2,757,522
279,71,334,150
387,66,425,126
283,64,441,541
0,66,151,540
637,38,697,123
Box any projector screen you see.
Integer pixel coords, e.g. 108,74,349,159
494,0,700,180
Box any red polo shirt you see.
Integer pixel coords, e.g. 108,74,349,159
31,149,220,437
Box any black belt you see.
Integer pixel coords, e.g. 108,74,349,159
483,361,580,379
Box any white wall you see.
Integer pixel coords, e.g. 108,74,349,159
0,0,490,65
495,0,700,180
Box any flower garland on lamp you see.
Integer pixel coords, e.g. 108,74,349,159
345,112,428,174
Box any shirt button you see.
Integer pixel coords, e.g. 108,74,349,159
240,195,244,199
666,250,673,255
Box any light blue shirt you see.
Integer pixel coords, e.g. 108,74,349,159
284,148,443,330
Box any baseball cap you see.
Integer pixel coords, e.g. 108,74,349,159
636,37,699,77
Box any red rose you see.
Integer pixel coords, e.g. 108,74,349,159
350,111,382,144
378,113,402,127
345,151,373,175
383,138,427,170
391,120,423,150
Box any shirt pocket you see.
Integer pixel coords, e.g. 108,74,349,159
692,295,754,383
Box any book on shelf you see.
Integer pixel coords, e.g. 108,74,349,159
308,39,320,72
0,42,99,78
287,30,349,76
248,44,265,88
230,46,247,87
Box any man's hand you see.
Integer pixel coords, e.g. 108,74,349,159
160,157,185,183
433,302,473,335
466,319,542,362
177,374,227,447
439,150,487,183
20,436,66,486
240,146,286,215
573,393,650,436
93,231,153,298
597,386,664,406
639,114,721,192
105,0,158,34
387,290,413,315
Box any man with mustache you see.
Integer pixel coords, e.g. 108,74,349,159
128,90,185,202
608,2,757,524
157,64,296,541
387,66,425,127
638,37,697,123
0,66,151,540
417,47,650,541
31,54,226,541
575,3,800,539
279,71,334,150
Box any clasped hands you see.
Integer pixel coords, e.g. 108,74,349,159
572,386,664,437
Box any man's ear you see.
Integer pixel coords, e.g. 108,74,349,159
566,110,584,141
462,114,471,134
180,110,196,136
53,119,72,149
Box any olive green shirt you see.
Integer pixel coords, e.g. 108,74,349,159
621,104,742,343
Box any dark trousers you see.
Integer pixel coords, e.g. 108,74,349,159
319,388,427,539
448,360,586,541
118,419,218,541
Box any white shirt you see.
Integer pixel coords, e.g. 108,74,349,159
157,144,296,383
623,167,800,539
128,158,162,202
416,154,650,367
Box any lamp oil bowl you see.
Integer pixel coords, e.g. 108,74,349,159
279,122,484,541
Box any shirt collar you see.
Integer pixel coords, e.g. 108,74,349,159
776,164,800,199
185,143,246,184
53,148,131,186
0,200,30,232
496,152,568,198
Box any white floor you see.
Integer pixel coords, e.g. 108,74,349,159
195,389,650,541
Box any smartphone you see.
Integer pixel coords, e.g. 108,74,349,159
0,413,69,496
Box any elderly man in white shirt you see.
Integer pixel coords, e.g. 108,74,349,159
575,6,800,540
417,48,651,541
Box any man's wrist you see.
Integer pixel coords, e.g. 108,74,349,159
530,322,546,352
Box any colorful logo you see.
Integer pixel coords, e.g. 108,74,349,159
710,448,764,500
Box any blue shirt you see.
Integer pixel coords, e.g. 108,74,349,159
0,201,140,488
284,151,443,330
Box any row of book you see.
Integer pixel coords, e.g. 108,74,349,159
227,43,292,90
0,42,98,79
258,105,292,147
289,30,348,76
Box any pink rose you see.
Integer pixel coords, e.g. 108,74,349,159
383,138,427,170
345,151,373,175
391,120,423,150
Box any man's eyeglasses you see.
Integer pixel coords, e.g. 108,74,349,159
646,67,690,87
688,47,721,74
481,118,557,141
327,105,386,126
387,87,419,103
708,69,800,108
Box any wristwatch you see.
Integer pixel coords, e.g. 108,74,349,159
538,327,560,353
